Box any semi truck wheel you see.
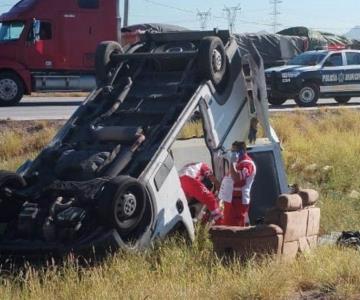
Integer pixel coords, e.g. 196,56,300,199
95,41,123,87
334,96,351,104
295,83,319,107
97,176,147,236
0,72,24,106
198,37,227,89
268,96,287,106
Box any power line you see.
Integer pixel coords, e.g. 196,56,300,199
270,0,282,33
144,0,194,15
138,0,353,34
142,0,271,31
223,4,241,34
197,9,211,30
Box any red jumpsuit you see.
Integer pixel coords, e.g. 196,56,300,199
223,153,256,226
179,162,219,213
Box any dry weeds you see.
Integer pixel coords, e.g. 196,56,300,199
0,110,359,299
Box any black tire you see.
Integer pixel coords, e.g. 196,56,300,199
198,37,227,89
95,41,123,87
335,96,351,104
295,83,319,107
0,171,26,223
268,96,287,106
0,170,26,189
0,72,24,106
97,176,147,236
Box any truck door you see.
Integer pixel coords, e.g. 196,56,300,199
59,12,97,70
25,20,55,70
320,52,345,94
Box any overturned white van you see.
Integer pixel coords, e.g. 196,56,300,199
0,30,289,257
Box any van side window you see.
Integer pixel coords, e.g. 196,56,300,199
346,52,360,65
324,53,343,67
78,0,99,9
39,22,52,40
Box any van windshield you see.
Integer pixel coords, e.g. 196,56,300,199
287,52,328,66
0,21,25,41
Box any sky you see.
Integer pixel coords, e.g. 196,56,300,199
1,0,359,35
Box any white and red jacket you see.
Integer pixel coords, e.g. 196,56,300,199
232,153,256,205
179,162,212,182
179,162,220,213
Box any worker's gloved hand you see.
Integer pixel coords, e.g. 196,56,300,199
209,208,224,225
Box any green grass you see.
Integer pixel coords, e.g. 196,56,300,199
1,111,360,299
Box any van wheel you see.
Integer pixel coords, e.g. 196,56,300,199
0,72,24,106
198,37,227,89
295,83,319,107
95,41,123,87
335,96,351,104
97,176,147,236
268,96,287,106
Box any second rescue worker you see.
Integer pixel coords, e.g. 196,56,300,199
223,141,256,227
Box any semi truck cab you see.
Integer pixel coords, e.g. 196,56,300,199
0,0,120,106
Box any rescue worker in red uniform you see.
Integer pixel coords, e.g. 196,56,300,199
223,141,256,226
179,162,223,223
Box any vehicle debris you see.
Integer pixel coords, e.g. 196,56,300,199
337,231,360,249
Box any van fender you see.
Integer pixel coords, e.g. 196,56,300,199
0,59,32,94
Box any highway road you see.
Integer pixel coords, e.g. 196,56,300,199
1,96,360,120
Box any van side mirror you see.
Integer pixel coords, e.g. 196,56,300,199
31,19,41,43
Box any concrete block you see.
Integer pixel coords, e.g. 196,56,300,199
282,240,299,260
279,210,308,242
306,207,321,237
210,225,283,257
277,194,302,211
299,189,319,206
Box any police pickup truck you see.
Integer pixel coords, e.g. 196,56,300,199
265,49,360,106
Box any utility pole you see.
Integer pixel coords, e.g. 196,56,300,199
124,0,129,27
270,0,282,33
197,9,211,30
223,4,241,34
